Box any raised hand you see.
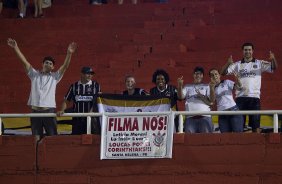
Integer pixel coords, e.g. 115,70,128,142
7,38,18,48
67,42,77,54
227,55,233,64
269,51,275,61
209,78,216,89
177,76,184,87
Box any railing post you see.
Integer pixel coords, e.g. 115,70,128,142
87,116,91,135
273,113,279,133
171,111,176,133
178,114,184,133
0,117,2,135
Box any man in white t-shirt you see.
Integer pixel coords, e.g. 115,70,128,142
177,67,213,133
7,38,77,138
221,42,278,132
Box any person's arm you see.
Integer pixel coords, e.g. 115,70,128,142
140,89,149,96
57,99,70,116
269,51,278,70
196,88,213,106
220,55,233,75
177,76,185,100
234,73,243,90
57,42,77,75
209,80,216,105
197,93,213,106
7,38,31,73
0,2,3,14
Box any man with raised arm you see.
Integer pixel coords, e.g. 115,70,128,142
7,38,77,138
221,42,278,133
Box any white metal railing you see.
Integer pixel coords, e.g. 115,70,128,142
0,110,281,135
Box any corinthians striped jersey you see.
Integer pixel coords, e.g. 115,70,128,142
227,58,273,98
64,80,101,113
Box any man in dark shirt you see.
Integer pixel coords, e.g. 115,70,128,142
123,75,148,96
150,69,180,132
57,66,101,135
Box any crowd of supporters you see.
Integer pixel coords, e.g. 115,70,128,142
5,38,278,137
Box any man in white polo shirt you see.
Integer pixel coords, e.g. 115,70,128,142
221,42,278,132
177,67,213,133
7,38,77,138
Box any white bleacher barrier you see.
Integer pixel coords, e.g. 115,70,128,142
0,117,2,135
178,114,184,133
0,111,281,135
273,113,279,133
87,116,92,135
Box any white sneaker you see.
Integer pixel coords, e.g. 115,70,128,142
92,1,102,5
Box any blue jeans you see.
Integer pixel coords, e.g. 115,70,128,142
185,116,213,133
218,105,243,133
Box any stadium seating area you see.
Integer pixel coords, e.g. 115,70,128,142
0,0,282,113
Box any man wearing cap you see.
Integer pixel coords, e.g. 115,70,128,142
57,67,101,135
177,66,213,133
7,38,77,138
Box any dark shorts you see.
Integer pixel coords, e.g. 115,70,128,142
30,108,57,136
72,117,101,135
235,97,261,131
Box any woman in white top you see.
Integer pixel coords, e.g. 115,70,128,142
209,69,244,132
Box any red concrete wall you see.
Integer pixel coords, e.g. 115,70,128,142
1,134,282,184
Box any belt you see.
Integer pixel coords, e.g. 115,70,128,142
191,115,205,119
224,105,239,111
31,106,51,111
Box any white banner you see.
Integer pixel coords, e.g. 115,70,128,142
100,113,174,159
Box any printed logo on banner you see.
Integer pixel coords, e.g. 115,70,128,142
153,131,166,147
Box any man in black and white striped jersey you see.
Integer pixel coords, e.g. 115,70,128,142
57,66,101,135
